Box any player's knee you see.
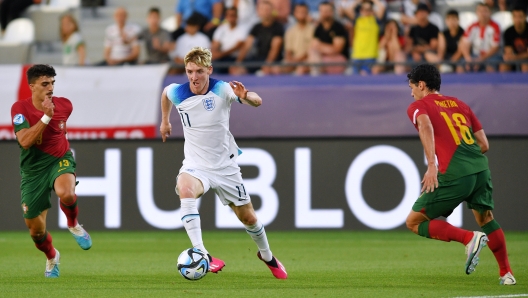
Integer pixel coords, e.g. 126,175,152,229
177,184,198,198
239,213,257,226
29,229,46,241
56,189,75,202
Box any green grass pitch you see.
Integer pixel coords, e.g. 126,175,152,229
0,230,527,297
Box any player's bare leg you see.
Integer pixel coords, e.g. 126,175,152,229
406,210,486,275
25,209,60,277
231,202,287,279
177,173,225,272
55,173,91,250
473,210,515,284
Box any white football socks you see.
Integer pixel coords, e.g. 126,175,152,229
245,220,273,262
180,198,208,255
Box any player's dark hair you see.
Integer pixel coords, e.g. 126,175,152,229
407,64,441,92
27,64,56,84
148,7,160,15
446,9,459,18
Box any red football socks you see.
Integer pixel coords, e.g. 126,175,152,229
60,195,78,227
429,220,474,244
34,231,56,260
486,229,512,276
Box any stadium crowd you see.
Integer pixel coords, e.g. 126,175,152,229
1,0,528,74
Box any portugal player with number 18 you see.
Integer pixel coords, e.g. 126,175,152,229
10,64,92,278
404,64,515,285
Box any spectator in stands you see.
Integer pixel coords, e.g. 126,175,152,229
169,12,211,71
211,7,246,74
139,7,171,64
60,14,86,66
405,3,439,63
291,0,328,21
372,19,406,75
283,3,314,75
224,0,258,34
348,0,385,75
233,0,284,75
500,6,528,72
0,0,40,34
259,0,291,25
99,7,141,66
308,1,349,75
172,0,223,40
400,0,432,26
459,3,501,72
420,9,464,73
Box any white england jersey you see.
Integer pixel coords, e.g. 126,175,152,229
166,78,243,171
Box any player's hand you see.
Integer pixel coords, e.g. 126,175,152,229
229,80,248,100
421,165,438,193
160,122,171,142
42,97,55,117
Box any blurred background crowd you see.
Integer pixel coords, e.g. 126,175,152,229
0,0,527,75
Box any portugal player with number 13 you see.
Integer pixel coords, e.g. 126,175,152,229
10,64,92,278
404,64,515,285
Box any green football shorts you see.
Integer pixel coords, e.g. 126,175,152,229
412,169,494,219
20,151,76,219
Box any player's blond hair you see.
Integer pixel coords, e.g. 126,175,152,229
184,47,212,68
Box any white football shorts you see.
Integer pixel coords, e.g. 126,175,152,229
176,164,251,207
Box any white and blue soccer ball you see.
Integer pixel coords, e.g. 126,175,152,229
177,248,209,280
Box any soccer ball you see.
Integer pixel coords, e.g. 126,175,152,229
177,248,209,280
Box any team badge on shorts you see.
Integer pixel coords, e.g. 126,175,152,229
59,120,66,131
13,114,25,125
22,203,28,214
202,97,216,111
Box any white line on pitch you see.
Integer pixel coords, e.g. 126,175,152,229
451,294,528,298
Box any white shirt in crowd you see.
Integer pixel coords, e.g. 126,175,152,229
224,0,258,34
63,32,85,65
212,23,247,58
104,23,141,60
170,32,211,60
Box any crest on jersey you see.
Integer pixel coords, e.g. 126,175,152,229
59,120,65,131
13,114,25,125
202,97,216,111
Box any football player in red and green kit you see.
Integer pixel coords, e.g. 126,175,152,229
10,64,92,278
405,64,515,285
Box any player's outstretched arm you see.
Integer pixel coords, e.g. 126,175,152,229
417,114,438,193
229,80,262,107
160,87,173,142
473,129,489,154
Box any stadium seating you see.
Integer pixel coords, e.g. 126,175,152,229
491,11,513,32
0,18,35,64
161,15,177,32
458,11,478,30
28,0,81,46
428,12,445,31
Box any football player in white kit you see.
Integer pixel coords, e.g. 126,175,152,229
160,47,287,279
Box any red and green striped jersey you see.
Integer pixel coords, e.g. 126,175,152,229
11,97,72,175
407,93,488,182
